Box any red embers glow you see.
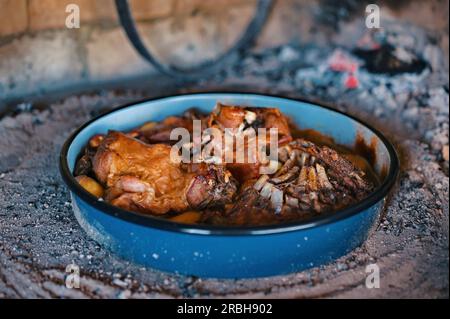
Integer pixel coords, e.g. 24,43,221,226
328,49,360,89
345,73,359,89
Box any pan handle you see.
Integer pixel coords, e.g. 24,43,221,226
115,0,273,81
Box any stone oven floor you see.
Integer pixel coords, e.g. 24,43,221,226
0,39,448,298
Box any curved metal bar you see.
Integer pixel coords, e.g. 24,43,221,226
115,0,273,80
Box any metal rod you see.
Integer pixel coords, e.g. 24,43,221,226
115,0,273,81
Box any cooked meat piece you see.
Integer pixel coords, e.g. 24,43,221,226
185,164,237,209
208,103,292,144
201,181,308,226
74,134,105,176
138,108,207,144
206,103,293,182
74,152,93,176
287,139,374,201
201,183,273,226
92,131,237,215
211,138,375,225
273,139,373,212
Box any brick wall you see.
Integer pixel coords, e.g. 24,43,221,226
1,0,307,102
0,0,448,103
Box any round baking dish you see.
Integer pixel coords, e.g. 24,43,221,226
59,93,399,278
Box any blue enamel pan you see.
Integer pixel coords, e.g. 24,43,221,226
59,93,399,278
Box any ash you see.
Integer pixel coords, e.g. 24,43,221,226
0,23,448,298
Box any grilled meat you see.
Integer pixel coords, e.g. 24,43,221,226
91,131,237,215
208,103,292,143
208,138,375,225
74,104,377,227
206,103,293,182
137,108,207,144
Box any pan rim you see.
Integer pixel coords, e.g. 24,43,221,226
59,92,399,236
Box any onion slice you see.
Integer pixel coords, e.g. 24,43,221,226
260,182,273,198
271,187,284,214
254,174,269,191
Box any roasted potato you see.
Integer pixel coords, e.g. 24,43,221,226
75,175,104,198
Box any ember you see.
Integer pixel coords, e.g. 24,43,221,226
353,44,428,75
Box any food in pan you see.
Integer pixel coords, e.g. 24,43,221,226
74,103,376,226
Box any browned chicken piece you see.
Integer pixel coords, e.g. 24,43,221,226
74,132,140,176
136,108,207,144
206,103,293,183
204,138,375,226
91,131,237,215
208,103,292,144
